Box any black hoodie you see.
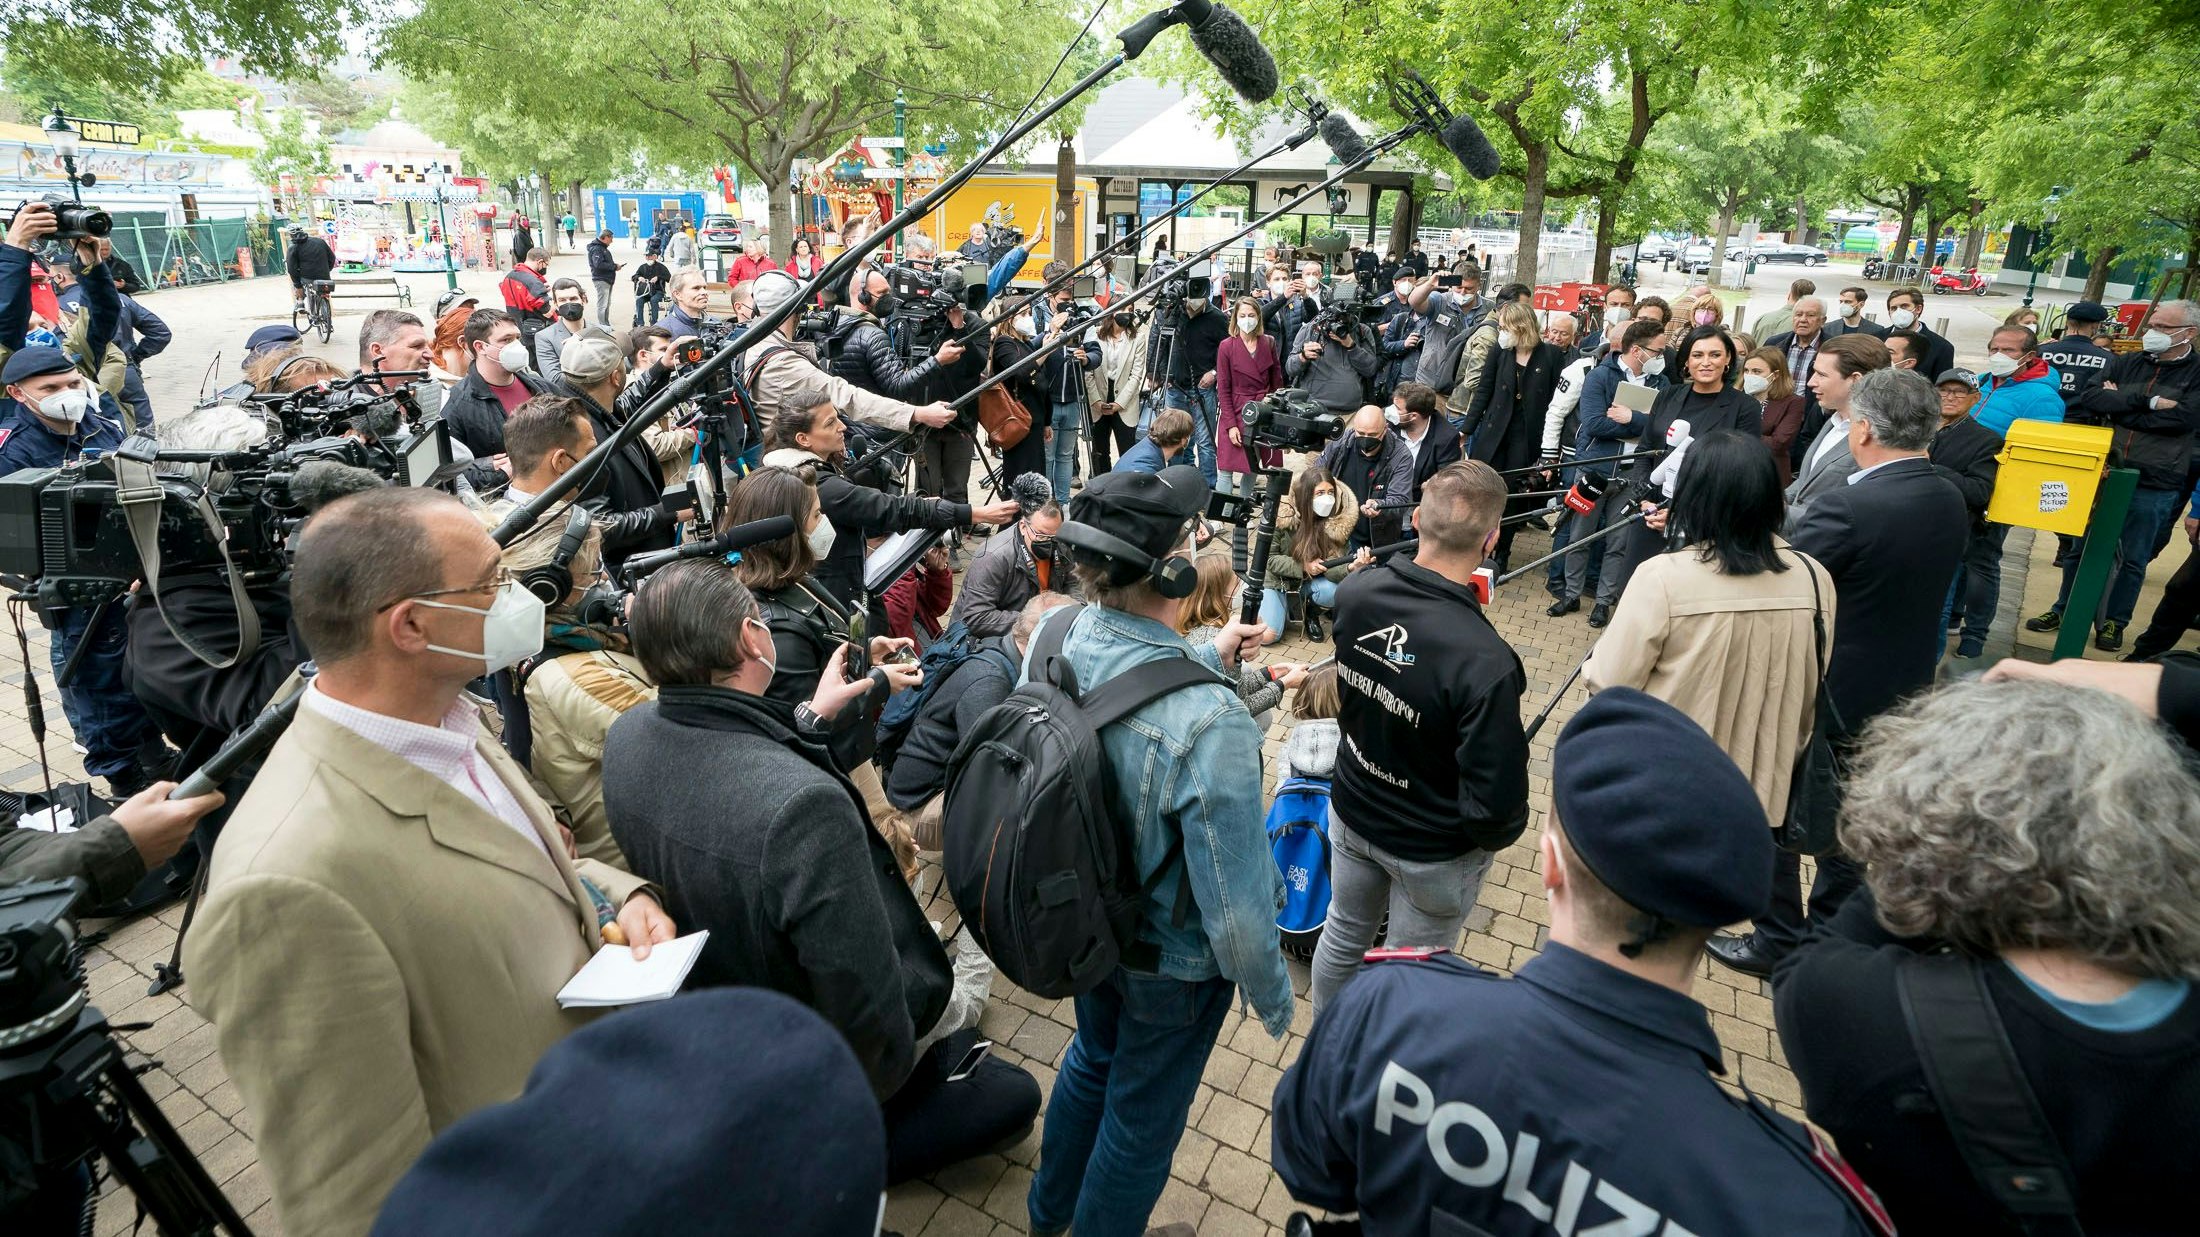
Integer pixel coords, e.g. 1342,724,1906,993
1330,556,1530,860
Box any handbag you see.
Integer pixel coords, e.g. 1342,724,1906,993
1778,552,1848,855
977,340,1033,450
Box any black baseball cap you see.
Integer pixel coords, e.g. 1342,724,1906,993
1935,368,1977,388
1064,464,1210,567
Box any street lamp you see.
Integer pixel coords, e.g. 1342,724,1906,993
429,171,460,292
42,106,95,202
2022,189,2063,308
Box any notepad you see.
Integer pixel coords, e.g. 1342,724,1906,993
556,930,710,1009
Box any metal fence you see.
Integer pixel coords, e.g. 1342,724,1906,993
106,217,288,290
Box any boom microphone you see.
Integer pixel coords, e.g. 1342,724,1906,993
1442,114,1502,182
1178,0,1279,102
289,460,388,513
616,514,800,583
1319,112,1369,165
1010,471,1056,516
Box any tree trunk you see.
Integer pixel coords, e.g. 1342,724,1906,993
1712,189,1739,280
764,157,795,266
1794,194,1810,244
1592,196,1619,284
1957,197,1987,268
1888,184,1922,270
1387,184,1418,259
1512,143,1549,287
2081,245,2118,303
1922,204,1947,272
569,179,585,230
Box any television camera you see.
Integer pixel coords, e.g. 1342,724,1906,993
1240,387,1347,453
882,260,989,363
1307,279,1383,339
0,373,453,616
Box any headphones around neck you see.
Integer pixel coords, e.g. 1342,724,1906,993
520,505,592,605
1054,520,1198,599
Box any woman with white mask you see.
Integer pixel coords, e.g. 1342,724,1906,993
1257,465,1360,639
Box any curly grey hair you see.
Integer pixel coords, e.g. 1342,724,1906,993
1841,679,2200,978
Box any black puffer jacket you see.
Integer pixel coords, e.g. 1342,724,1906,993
2077,347,2200,491
831,315,940,402
567,384,676,570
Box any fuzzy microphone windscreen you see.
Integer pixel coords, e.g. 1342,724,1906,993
1010,471,1056,516
1186,2,1279,103
1319,112,1370,166
1443,113,1503,181
290,460,388,513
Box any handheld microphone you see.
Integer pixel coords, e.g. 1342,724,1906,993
1318,112,1370,165
1174,0,1279,102
618,514,799,583
1010,471,1056,516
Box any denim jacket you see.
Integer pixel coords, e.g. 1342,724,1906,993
1025,604,1294,1035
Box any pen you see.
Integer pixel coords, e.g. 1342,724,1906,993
582,877,629,945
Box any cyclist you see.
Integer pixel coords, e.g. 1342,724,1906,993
286,225,337,313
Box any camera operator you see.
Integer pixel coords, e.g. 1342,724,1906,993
441,308,550,489
760,387,1018,610
1037,284,1100,502
358,307,444,418
478,399,649,868
1147,281,1230,486
3,203,121,422
1286,303,1380,418
2,219,176,797
183,488,673,1237
550,338,688,573
622,325,701,486
1314,405,1415,551
498,247,554,370
0,781,225,904
603,557,1041,1183
917,294,987,504
832,266,966,401
742,270,957,444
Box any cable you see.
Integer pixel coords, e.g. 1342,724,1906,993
1005,1,1113,140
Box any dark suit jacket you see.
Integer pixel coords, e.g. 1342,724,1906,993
1825,317,1888,340
1405,413,1465,500
1789,456,1968,727
1462,340,1566,469
1908,325,1956,379
1927,416,2004,528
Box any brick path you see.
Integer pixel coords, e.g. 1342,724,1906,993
9,261,2190,1235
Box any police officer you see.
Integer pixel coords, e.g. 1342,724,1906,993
1272,687,1892,1237
2036,300,2115,418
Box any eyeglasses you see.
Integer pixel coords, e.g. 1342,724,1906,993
378,567,517,612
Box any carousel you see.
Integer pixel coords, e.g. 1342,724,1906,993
798,139,945,260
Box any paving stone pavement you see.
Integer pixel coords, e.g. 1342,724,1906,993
14,261,2195,1235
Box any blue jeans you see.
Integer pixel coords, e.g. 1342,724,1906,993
633,290,664,326
1027,969,1234,1237
2107,487,2186,625
1258,574,1337,634
1939,523,2009,657
1047,400,1084,501
1163,385,1219,487
50,605,160,780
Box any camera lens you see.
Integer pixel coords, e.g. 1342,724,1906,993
58,204,112,239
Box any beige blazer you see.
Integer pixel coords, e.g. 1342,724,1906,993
183,703,654,1237
1583,542,1835,824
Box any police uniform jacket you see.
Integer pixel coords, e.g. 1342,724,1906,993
2036,334,2113,415
1273,945,1884,1237
0,396,127,477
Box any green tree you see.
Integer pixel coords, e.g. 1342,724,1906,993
399,78,636,253
286,74,403,134
4,0,353,97
248,107,330,217
383,0,1086,260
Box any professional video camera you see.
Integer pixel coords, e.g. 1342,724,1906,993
9,195,112,241
1241,387,1347,453
1307,279,1383,338
0,880,252,1233
883,261,989,363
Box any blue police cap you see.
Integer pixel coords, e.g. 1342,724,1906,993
2065,301,2109,324
1552,687,1772,928
245,324,303,354
1,345,73,385
370,988,886,1236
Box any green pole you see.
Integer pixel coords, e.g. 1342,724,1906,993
2052,467,2140,660
435,184,458,292
892,91,907,262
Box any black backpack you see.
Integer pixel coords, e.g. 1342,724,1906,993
941,606,1227,998
873,621,1014,786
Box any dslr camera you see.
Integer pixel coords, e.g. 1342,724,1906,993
1242,388,1347,452
11,196,111,241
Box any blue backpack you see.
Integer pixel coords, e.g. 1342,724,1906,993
1266,776,1334,959
874,621,1014,783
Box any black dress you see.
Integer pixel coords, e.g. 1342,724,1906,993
990,334,1047,494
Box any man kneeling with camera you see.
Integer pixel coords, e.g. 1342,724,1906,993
603,558,1040,1184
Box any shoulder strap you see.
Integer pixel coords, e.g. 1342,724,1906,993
111,450,261,670
1897,953,2088,1236
1078,655,1231,731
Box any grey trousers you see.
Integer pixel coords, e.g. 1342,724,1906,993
1308,809,1494,1013
592,280,614,326
1562,487,1627,605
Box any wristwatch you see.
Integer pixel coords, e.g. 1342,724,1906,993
793,702,828,735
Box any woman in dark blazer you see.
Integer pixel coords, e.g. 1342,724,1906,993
988,300,1047,489
1461,299,1568,566
1606,325,1766,602
1745,345,1808,487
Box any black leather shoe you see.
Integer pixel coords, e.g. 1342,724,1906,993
1303,606,1325,642
1587,602,1612,628
1547,595,1579,617
1707,932,1783,978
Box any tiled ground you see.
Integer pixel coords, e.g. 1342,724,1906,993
11,259,2192,1235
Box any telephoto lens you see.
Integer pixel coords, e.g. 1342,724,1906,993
54,202,112,240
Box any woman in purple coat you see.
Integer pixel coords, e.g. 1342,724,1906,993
1215,295,1286,503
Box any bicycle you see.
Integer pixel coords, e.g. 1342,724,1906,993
292,279,334,343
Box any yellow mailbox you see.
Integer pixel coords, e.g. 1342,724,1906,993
1986,421,2116,536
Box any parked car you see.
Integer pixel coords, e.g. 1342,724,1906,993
1746,242,1829,266
1678,243,1718,274
1635,235,1678,260
700,214,744,251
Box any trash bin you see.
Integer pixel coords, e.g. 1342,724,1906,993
1986,420,2115,536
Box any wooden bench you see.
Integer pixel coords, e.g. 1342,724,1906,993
324,272,414,309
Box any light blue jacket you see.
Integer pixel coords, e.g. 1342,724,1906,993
1973,366,2064,437
1025,604,1294,1035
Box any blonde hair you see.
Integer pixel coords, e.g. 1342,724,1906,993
1292,661,1340,720
1695,290,1726,323
1747,346,1797,402
1177,552,1241,634
1496,300,1539,341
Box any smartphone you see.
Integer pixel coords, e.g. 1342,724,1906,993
946,1039,993,1083
1435,272,1463,289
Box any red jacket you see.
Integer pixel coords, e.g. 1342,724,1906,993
1215,333,1285,475
728,253,776,286
499,266,548,318
883,562,955,642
